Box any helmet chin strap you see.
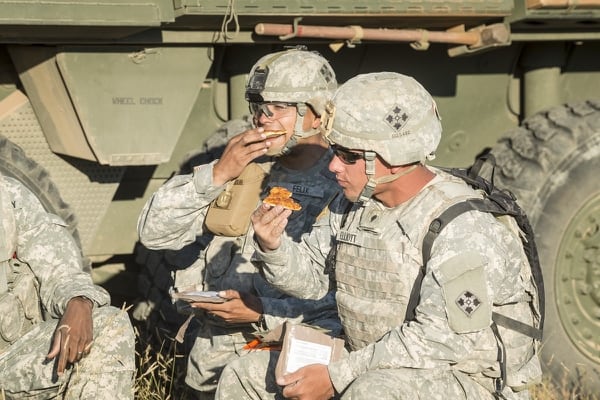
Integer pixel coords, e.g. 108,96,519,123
277,103,320,156
357,151,419,202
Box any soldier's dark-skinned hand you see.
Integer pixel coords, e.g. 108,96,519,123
277,364,335,400
46,296,94,375
190,289,264,324
212,128,271,186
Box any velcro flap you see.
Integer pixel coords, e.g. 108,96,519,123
435,251,491,333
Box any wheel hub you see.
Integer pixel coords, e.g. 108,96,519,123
556,193,600,363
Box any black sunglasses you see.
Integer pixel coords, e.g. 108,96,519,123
331,144,365,165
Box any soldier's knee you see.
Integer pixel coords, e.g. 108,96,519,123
90,306,135,370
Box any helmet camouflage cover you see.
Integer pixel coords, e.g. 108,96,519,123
327,72,442,165
245,48,337,116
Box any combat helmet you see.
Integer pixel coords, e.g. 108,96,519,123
245,47,337,155
323,72,442,201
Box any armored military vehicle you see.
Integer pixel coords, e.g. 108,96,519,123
1,0,599,393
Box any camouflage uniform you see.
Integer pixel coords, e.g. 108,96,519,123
216,73,542,399
137,151,342,393
0,175,135,399
137,48,342,395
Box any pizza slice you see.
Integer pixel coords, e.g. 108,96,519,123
263,186,302,211
263,129,287,138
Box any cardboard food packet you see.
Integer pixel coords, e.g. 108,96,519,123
274,322,345,381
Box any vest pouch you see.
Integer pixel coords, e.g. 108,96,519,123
435,251,492,334
0,292,24,352
204,163,268,237
0,260,41,353
11,266,43,323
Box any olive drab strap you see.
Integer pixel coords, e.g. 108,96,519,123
490,322,509,400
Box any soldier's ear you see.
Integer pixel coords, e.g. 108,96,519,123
311,115,322,129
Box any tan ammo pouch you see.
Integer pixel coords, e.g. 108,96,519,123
0,259,42,353
204,162,268,237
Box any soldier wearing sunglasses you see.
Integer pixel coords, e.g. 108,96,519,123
222,72,542,400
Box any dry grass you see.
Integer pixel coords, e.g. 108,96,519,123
531,375,599,400
134,325,194,400
132,329,599,400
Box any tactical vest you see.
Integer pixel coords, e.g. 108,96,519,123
333,202,424,351
0,177,43,354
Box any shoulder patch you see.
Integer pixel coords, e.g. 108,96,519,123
456,290,481,317
435,251,491,333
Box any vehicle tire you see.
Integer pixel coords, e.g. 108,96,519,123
490,99,600,393
0,134,82,248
